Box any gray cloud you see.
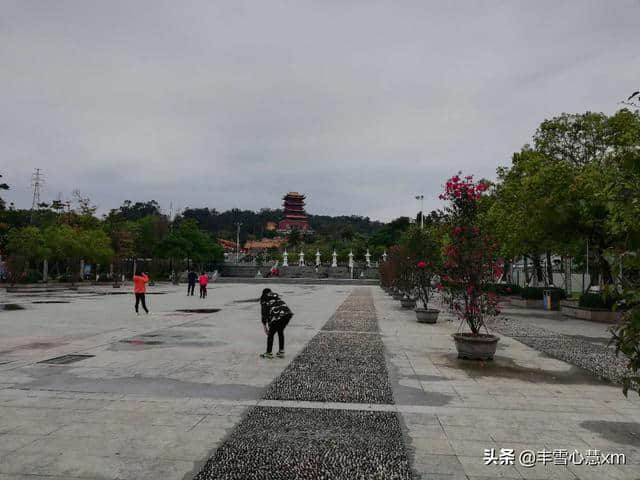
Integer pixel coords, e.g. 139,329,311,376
2,0,639,220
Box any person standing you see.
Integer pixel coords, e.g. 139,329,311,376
133,271,149,315
187,269,197,296
259,288,293,359
198,272,208,299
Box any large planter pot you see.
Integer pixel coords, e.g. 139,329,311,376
452,333,499,360
400,298,416,309
392,293,403,300
415,308,440,323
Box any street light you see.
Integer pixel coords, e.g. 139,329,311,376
415,194,424,230
236,222,242,263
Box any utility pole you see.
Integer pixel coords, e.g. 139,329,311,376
30,168,44,223
236,222,242,263
415,194,424,230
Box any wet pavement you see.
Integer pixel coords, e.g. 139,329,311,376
0,283,639,479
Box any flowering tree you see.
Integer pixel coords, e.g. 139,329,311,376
440,174,501,334
379,246,399,289
415,260,433,309
400,225,443,309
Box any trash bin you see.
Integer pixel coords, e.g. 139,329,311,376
543,289,561,311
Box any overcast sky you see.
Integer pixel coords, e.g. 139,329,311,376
2,0,639,221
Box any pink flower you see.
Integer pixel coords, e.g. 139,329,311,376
417,260,427,269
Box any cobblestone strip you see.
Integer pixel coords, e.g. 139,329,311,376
487,316,630,384
192,288,413,480
264,288,391,403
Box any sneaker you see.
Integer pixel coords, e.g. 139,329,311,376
276,351,285,358
260,352,273,359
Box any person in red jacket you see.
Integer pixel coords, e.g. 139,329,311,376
133,272,149,314
198,272,208,299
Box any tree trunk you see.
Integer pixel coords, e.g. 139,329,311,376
546,251,553,286
523,255,530,285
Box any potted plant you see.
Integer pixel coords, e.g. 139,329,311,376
401,296,417,309
414,260,440,323
440,173,501,360
397,245,416,303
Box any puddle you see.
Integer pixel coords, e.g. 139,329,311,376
0,304,25,311
433,353,607,385
388,355,452,406
120,340,164,346
414,374,449,382
38,354,95,365
112,328,227,350
580,421,640,447
175,308,221,314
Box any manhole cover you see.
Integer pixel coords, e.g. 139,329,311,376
32,300,70,304
38,354,95,365
0,304,25,311
175,308,221,314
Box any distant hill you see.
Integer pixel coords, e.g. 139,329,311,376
178,207,386,243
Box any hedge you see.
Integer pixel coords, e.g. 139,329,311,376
520,286,567,300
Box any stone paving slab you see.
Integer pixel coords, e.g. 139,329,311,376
192,288,413,479
374,289,640,480
2,284,640,479
0,284,351,479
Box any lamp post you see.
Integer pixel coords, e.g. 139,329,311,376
236,222,242,263
415,194,424,230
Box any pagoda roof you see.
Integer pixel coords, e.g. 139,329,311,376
283,192,305,199
284,214,308,219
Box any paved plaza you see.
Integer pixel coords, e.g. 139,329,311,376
0,283,639,479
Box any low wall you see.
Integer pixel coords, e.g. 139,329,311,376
216,277,379,285
509,297,544,309
220,264,379,280
560,301,622,323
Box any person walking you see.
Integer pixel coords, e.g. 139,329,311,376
187,269,197,296
259,288,293,359
133,271,149,315
198,272,208,299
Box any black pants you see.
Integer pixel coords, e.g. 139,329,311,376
187,283,195,295
200,284,207,298
266,315,291,353
135,293,148,313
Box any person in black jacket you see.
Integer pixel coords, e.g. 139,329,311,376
187,269,197,296
259,288,293,359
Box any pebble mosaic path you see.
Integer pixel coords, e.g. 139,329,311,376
193,288,413,479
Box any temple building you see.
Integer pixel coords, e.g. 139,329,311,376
278,192,311,233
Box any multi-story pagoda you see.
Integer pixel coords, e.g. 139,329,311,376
278,192,311,233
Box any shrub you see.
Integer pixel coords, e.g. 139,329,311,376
520,286,545,299
579,292,619,310
521,286,566,300
24,269,42,283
